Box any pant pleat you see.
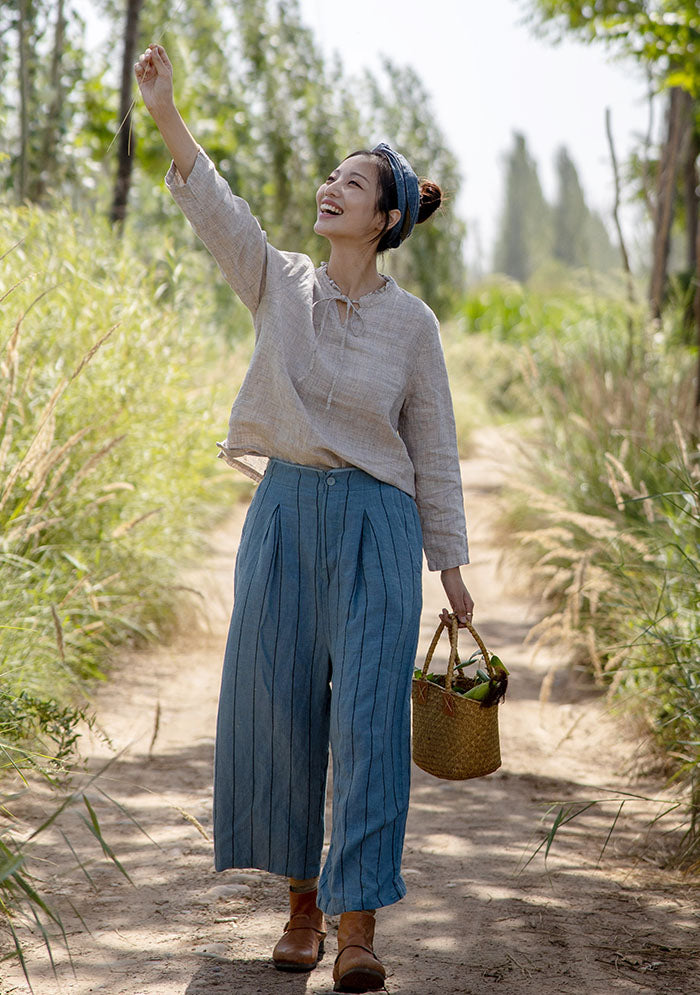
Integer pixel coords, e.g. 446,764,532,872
213,459,422,913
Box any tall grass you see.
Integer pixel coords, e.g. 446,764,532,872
1,201,255,961
444,276,642,442
476,287,700,865
1,204,252,710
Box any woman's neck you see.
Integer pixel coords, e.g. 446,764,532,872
325,243,385,301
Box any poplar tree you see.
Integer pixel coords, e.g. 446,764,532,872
494,132,551,282
0,0,87,203
363,58,466,316
552,145,617,270
553,146,589,267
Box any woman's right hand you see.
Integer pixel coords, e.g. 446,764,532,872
134,43,174,117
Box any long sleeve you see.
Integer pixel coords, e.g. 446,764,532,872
398,319,469,571
165,146,268,315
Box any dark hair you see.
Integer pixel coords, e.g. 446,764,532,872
346,150,443,252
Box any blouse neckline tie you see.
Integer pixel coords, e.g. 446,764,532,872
311,264,392,409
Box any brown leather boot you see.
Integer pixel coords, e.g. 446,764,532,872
333,911,386,993
272,888,326,972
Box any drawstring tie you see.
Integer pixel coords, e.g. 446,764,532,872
310,294,368,409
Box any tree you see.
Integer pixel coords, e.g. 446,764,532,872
526,1,700,95
124,0,465,313
526,0,700,422
553,146,590,267
587,208,621,273
32,0,66,202
553,145,617,270
16,0,30,203
111,0,144,225
494,132,551,282
1,0,88,203
649,86,693,318
361,58,466,316
1,0,466,314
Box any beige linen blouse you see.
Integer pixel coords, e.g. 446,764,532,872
165,146,469,571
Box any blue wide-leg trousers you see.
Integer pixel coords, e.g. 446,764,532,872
213,458,423,915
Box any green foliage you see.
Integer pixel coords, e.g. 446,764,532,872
1,0,466,316
1,758,140,986
0,202,251,725
0,0,90,200
458,278,592,342
553,146,589,267
445,277,637,443
130,0,464,314
526,0,700,96
0,192,257,974
0,689,89,775
486,284,700,860
361,59,466,317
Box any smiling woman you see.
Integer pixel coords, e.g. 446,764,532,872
314,156,401,275
134,42,473,994
316,147,443,258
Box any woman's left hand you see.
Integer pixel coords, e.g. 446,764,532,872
439,566,474,628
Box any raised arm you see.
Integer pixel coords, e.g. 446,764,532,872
134,44,268,315
134,44,197,180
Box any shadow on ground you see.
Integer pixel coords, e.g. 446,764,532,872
5,737,698,995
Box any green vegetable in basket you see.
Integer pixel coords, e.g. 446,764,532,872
460,680,490,701
489,655,509,675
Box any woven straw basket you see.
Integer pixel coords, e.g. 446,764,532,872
412,614,502,780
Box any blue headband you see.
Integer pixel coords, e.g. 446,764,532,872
371,142,420,248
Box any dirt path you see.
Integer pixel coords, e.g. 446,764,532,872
3,429,699,995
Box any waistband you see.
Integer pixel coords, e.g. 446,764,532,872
265,457,386,490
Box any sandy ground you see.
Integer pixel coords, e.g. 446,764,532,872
2,428,699,995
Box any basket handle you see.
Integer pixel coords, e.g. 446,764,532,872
417,613,495,693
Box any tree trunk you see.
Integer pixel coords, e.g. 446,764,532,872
605,108,635,302
111,0,144,226
685,130,699,275
30,0,65,203
649,87,692,320
683,125,699,334
695,191,700,438
17,0,30,204
606,107,637,367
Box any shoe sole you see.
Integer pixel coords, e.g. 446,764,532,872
333,966,386,992
273,940,324,972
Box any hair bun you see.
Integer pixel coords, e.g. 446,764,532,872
417,179,442,223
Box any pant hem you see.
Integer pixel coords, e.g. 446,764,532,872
317,883,406,916
214,857,322,879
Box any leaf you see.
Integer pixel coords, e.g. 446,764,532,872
0,852,25,885
79,795,132,884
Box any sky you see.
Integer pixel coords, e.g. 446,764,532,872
82,0,654,267
296,0,653,267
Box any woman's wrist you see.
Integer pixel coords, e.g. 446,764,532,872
440,566,462,578
154,104,199,181
149,97,178,125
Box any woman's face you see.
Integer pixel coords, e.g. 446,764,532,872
314,155,388,245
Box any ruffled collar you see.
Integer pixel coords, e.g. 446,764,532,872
317,261,395,308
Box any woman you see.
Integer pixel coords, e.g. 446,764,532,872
135,43,473,994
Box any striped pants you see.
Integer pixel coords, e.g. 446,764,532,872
213,458,423,915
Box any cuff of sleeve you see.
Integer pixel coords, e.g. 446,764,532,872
164,144,205,192
426,543,470,572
